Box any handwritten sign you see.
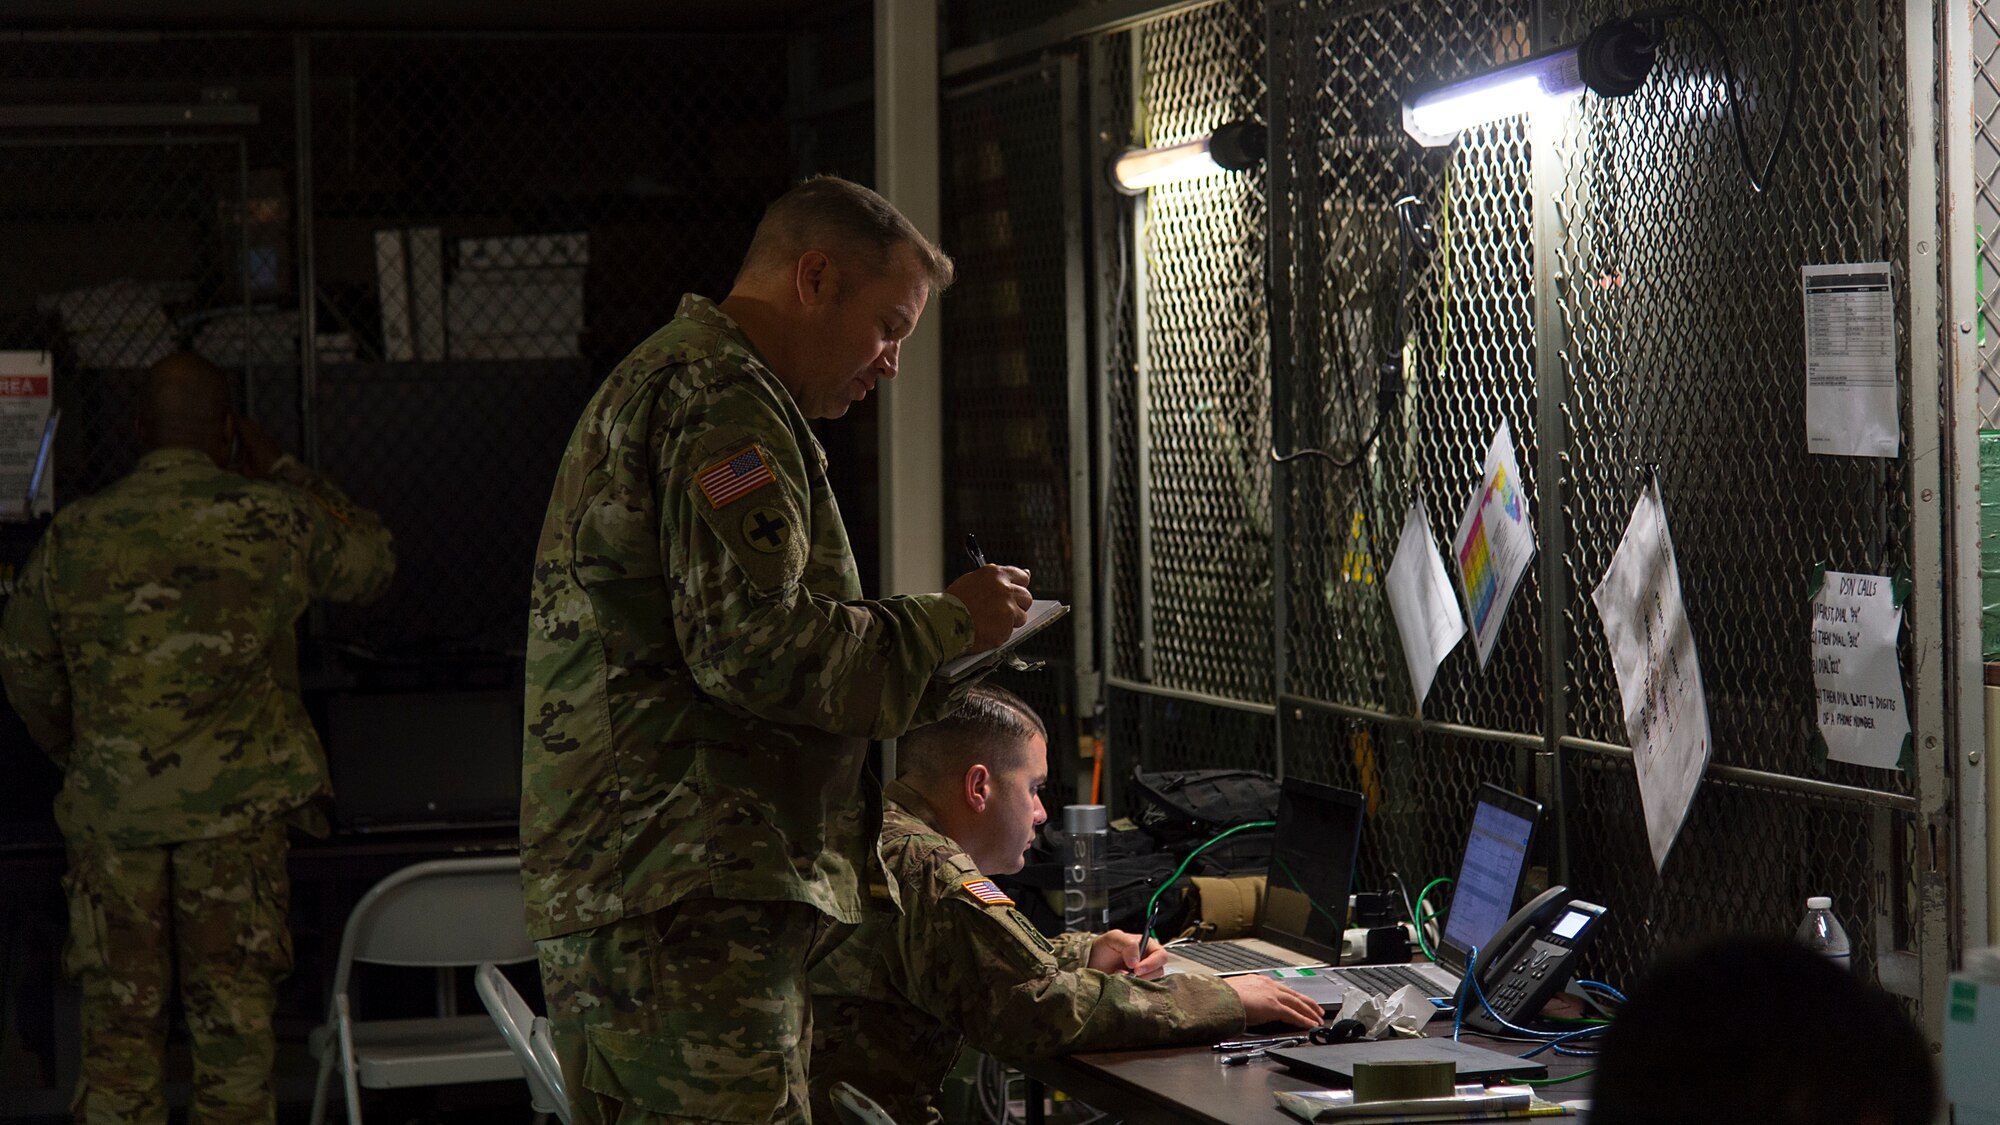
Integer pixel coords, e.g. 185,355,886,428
1592,480,1710,872
1811,570,1907,770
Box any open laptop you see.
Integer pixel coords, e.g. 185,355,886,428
1314,783,1541,1003
1160,778,1365,977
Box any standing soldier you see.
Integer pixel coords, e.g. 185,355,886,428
808,685,1321,1125
0,352,396,1125
522,176,1032,1124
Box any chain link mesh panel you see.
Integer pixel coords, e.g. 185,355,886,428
0,35,300,502
1094,0,1929,997
1284,708,1519,902
304,33,790,654
1,32,804,662
1110,0,1271,702
1978,1,2000,423
1110,689,1274,777
1545,0,1920,991
1547,0,1913,790
1563,753,1884,981
943,0,1097,52
940,64,1081,759
1103,29,1148,686
1270,3,1540,737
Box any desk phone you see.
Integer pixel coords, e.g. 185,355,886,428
1460,885,1608,1035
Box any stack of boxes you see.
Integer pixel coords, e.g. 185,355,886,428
38,280,184,369
193,309,298,366
447,232,587,360
374,228,586,363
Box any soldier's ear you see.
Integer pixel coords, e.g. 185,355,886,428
963,763,991,813
795,250,836,308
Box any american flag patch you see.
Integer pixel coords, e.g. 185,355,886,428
961,879,1013,906
696,445,775,508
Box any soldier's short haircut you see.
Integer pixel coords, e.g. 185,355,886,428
139,351,231,449
737,175,955,294
899,684,1046,789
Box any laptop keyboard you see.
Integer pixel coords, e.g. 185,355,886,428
1331,963,1448,995
1170,942,1297,973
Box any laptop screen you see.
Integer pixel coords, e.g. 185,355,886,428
328,689,522,830
1439,785,1542,970
1258,779,1366,961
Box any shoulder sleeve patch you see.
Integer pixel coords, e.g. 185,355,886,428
960,878,1014,907
695,444,776,508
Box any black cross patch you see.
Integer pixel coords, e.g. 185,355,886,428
741,506,790,554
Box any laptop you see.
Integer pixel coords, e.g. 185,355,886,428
1314,783,1542,1003
1267,1037,1548,1085
1160,778,1365,977
327,689,522,832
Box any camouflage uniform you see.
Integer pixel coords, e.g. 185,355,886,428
808,781,1245,1125
0,448,395,1125
522,295,974,1124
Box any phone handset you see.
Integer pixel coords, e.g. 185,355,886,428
1459,884,1608,1035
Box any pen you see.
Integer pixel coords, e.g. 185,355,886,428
965,532,988,569
1213,1035,1306,1052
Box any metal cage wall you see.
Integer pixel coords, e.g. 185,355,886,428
944,0,1978,1034
0,30,795,665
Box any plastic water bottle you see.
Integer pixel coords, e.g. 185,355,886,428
1796,895,1852,970
1063,805,1110,933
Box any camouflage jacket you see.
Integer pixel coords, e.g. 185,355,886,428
0,449,394,847
521,294,975,940
808,781,1244,1125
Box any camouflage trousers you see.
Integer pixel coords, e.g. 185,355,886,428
537,899,832,1125
62,821,292,1125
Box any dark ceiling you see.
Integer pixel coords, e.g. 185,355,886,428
3,0,831,32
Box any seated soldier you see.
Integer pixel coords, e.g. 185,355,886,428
809,684,1320,1125
1592,935,1935,1125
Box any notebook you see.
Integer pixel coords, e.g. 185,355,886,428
1161,779,1365,977
1315,783,1542,1003
936,600,1068,682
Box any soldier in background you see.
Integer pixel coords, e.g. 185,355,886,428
0,351,395,1125
522,176,1033,1125
808,684,1322,1125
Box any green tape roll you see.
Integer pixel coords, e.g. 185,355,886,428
1352,1058,1456,1103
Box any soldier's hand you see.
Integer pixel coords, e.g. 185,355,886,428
231,414,284,479
1087,930,1169,979
1224,976,1322,1029
945,564,1032,653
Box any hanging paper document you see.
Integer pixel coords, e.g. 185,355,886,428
1592,479,1710,872
1386,501,1465,709
1451,421,1536,668
1802,262,1897,458
0,351,53,520
1810,570,1908,770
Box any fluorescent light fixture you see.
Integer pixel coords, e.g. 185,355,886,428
1403,18,1657,147
1111,119,1266,195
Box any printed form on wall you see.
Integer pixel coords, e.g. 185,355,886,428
1810,570,1908,770
1592,480,1710,872
0,352,53,520
1802,262,1898,458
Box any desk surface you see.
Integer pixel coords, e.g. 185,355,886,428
1018,1032,1592,1125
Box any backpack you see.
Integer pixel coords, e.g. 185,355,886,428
1129,766,1281,876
